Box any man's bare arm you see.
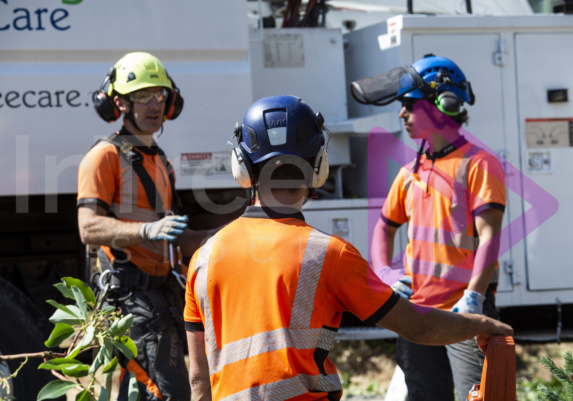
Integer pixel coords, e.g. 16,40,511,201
469,208,504,295
377,296,512,348
187,331,211,401
371,217,399,269
78,205,143,248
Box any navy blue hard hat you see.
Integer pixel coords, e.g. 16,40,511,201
399,55,473,103
239,95,324,164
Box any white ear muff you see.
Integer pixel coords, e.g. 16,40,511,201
312,146,329,188
231,147,254,188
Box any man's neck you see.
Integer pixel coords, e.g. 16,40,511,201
430,130,461,154
254,188,307,211
123,120,154,147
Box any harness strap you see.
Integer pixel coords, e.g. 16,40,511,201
92,133,180,216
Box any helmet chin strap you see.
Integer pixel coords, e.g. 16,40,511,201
124,99,143,133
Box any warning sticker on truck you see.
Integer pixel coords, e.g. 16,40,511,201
525,118,573,148
180,152,232,176
378,16,402,51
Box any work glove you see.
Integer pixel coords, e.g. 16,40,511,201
391,275,413,299
139,215,188,243
451,289,486,315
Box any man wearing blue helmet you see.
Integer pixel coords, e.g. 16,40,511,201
183,95,512,401
368,55,507,400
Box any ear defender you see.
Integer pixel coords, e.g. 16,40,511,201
312,146,329,188
435,91,462,116
231,146,255,188
93,67,121,123
164,75,184,121
231,122,255,188
312,112,329,189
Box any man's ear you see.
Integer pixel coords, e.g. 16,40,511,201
114,96,130,114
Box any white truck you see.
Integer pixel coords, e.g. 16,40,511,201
1,0,572,398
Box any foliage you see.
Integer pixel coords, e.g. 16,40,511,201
537,351,573,401
0,277,139,401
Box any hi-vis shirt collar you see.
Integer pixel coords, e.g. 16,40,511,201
242,206,305,222
118,126,160,156
425,135,468,161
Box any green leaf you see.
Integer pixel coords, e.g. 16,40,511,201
67,305,84,320
54,283,75,301
62,363,90,378
49,309,82,326
65,342,84,360
102,357,118,374
81,326,95,347
128,372,140,401
44,323,75,348
102,338,115,383
564,351,573,378
71,286,87,318
61,278,96,304
101,306,116,314
109,314,133,337
38,358,83,371
75,389,93,401
98,387,109,401
89,347,105,374
46,300,75,316
113,336,137,360
37,380,77,400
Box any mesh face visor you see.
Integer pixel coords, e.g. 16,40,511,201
350,66,431,106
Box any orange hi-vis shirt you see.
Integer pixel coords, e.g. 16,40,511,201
77,127,175,276
185,207,399,401
382,136,506,311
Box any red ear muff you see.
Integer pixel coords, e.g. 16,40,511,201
164,75,184,120
93,90,121,123
93,68,121,123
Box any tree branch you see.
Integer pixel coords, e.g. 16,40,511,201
0,345,99,362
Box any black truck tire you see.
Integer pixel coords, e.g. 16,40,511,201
0,278,64,400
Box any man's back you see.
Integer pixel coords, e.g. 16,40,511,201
185,207,398,401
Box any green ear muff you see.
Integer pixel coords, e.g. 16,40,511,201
435,91,462,116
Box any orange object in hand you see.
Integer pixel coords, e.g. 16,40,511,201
467,336,517,401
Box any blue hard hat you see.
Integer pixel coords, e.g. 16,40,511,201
239,95,325,164
399,54,473,103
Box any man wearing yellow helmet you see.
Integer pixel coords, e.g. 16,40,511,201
77,52,205,400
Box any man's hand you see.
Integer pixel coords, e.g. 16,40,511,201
392,276,413,299
139,215,189,242
451,289,485,314
474,318,513,354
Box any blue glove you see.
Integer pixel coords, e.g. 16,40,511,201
451,290,486,315
139,215,188,242
392,276,413,299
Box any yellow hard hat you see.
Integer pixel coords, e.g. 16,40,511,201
110,52,172,95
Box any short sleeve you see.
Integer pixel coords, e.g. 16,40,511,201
77,143,119,212
467,152,506,216
184,251,204,331
332,242,400,326
382,168,409,227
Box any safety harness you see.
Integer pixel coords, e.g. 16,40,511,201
91,130,184,303
98,131,181,216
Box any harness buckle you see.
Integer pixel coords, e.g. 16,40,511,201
120,142,133,154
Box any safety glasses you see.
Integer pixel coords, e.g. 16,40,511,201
129,88,169,104
401,97,422,112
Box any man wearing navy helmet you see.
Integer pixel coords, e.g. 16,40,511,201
183,95,511,401
367,55,507,400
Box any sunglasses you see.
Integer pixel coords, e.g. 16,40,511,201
129,88,169,104
401,97,422,112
